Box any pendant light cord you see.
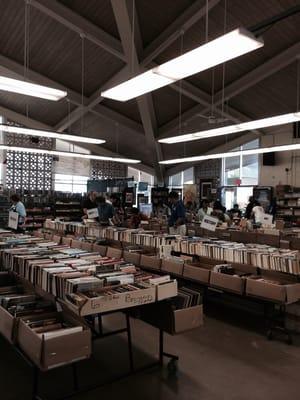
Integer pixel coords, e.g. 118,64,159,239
24,0,30,119
205,0,209,43
297,58,300,113
131,0,135,76
81,34,85,135
221,0,227,116
115,122,119,154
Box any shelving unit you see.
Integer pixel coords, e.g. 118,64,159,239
276,186,300,225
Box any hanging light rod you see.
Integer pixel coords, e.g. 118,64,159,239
159,112,300,144
0,124,106,145
159,143,300,165
0,76,67,101
101,28,263,101
0,145,141,164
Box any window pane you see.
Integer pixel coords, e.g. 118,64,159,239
242,154,258,185
224,156,240,185
242,139,259,150
54,183,72,192
170,172,182,186
183,167,194,184
73,184,87,193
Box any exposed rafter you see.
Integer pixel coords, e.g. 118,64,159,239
0,53,143,137
0,104,154,175
30,0,125,61
54,0,226,134
110,0,165,182
159,41,300,139
140,0,222,67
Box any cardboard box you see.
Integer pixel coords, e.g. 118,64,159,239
230,231,257,244
53,235,62,244
93,244,107,256
71,239,83,249
64,286,156,316
62,237,73,246
106,247,123,259
123,250,141,266
246,274,300,304
140,255,161,271
139,301,203,334
256,234,280,247
161,258,184,276
0,306,16,344
172,305,203,334
289,238,300,250
183,262,213,284
17,311,91,371
279,240,290,249
156,280,178,301
80,242,93,252
210,271,246,295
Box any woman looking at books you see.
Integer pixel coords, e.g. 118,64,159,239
197,199,213,221
10,194,26,232
168,191,186,235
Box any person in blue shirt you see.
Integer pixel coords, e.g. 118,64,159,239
10,194,26,232
96,196,114,226
168,191,186,235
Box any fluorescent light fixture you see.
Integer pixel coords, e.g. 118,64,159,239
0,124,105,145
0,145,140,164
159,112,300,144
101,28,263,101
159,143,300,165
0,76,67,101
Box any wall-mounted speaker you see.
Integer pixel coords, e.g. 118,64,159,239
263,152,276,166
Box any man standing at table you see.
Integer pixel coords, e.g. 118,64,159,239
168,191,186,236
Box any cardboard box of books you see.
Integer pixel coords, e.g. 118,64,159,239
139,287,203,334
140,255,161,271
183,262,214,284
123,250,141,266
0,273,30,343
256,233,280,247
230,231,257,244
161,257,184,276
17,311,91,371
64,284,157,316
93,244,107,256
209,265,251,295
150,276,178,301
245,272,300,304
106,247,123,259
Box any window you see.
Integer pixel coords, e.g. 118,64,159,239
222,139,259,186
169,167,194,188
54,174,88,193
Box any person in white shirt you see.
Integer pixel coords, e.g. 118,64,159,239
10,194,26,232
198,199,213,221
251,201,265,224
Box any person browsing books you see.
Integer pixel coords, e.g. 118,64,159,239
96,196,114,226
82,191,98,219
197,199,213,221
10,194,26,232
168,191,186,235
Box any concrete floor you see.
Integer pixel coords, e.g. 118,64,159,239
1,309,300,400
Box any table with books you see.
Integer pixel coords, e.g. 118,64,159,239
0,231,203,400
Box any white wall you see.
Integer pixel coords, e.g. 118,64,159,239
259,125,300,187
